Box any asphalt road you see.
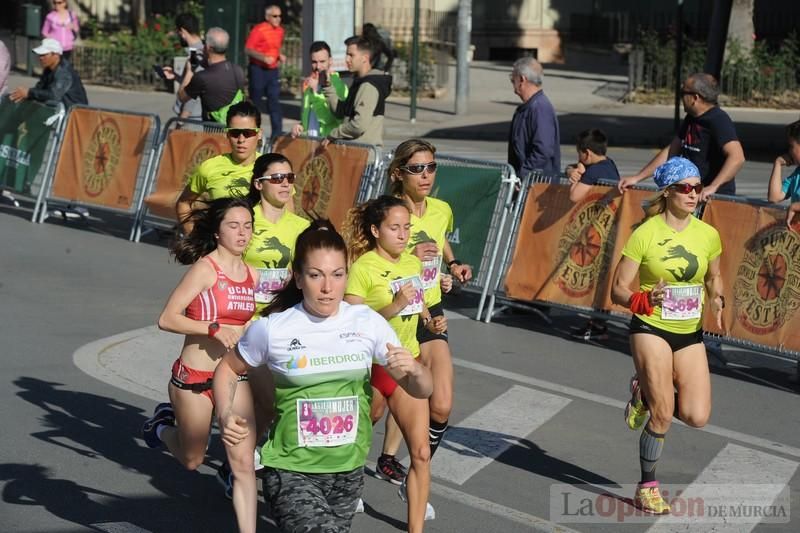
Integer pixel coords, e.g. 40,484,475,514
1,205,799,533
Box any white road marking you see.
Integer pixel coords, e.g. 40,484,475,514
452,358,800,460
432,385,571,485
647,443,797,532
91,523,153,533
431,482,582,533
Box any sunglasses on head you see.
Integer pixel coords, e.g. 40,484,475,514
669,182,703,194
401,162,437,175
257,172,296,184
226,128,260,138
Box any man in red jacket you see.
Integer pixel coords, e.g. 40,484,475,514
245,5,286,138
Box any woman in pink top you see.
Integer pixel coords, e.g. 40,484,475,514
41,0,80,60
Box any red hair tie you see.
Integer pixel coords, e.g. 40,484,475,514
629,290,654,316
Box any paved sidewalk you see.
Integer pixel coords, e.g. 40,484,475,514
6,57,796,155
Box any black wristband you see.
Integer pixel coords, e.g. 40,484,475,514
447,259,462,268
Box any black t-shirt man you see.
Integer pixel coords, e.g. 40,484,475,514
678,106,739,195
184,60,245,123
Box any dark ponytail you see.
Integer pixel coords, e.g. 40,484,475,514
262,218,348,316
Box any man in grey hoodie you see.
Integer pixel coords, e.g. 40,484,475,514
323,36,392,147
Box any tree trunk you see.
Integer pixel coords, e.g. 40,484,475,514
727,0,754,54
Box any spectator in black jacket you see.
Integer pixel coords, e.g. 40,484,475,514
9,38,87,108
507,57,560,177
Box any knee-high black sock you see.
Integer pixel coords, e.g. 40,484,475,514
429,419,448,458
639,423,666,484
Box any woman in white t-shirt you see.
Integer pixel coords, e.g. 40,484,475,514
212,219,432,533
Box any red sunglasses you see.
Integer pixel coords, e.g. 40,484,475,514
669,183,703,194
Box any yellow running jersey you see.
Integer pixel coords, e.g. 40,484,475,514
346,250,423,357
406,196,454,307
243,207,310,313
622,214,721,334
187,153,253,200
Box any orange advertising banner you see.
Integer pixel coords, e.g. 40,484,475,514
701,199,800,351
504,183,622,308
272,136,369,228
597,188,653,313
503,183,652,312
144,129,228,220
51,107,154,210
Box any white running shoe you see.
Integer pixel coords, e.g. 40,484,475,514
398,478,436,520
355,498,365,513
253,448,264,471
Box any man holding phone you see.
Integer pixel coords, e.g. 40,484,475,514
291,41,348,139
158,13,204,121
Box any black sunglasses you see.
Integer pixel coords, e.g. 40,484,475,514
401,162,437,175
257,172,296,184
226,128,260,138
669,183,703,194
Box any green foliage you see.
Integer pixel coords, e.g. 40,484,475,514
394,41,436,92
631,29,800,107
84,13,181,58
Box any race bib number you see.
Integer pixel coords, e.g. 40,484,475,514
390,275,424,316
661,284,703,320
421,256,442,290
296,396,359,447
255,268,290,304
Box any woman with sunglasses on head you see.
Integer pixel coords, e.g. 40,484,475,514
142,197,259,533
213,220,432,533
371,139,470,491
42,0,80,61
611,157,724,515
343,195,445,530
177,101,263,234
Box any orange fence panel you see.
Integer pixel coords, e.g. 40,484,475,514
49,106,157,211
144,128,229,220
701,199,800,352
272,136,371,228
502,182,651,312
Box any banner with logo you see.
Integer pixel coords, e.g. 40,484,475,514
426,164,502,280
50,107,154,210
503,183,651,311
595,188,652,312
0,98,57,195
272,136,369,228
144,129,229,219
701,200,800,351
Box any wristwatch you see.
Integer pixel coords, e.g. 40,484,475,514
208,321,220,338
447,259,462,268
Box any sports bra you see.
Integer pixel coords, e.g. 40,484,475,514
185,256,256,325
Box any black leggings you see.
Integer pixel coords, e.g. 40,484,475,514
629,316,703,353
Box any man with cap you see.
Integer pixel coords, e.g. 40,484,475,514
9,38,87,108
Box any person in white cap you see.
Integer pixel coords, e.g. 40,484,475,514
9,37,87,108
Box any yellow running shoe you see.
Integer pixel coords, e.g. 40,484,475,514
634,482,671,514
624,375,649,430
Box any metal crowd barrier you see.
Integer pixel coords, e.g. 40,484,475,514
33,105,161,235
268,133,383,209
483,173,659,323
130,118,228,242
0,97,66,218
483,175,800,374
371,151,521,321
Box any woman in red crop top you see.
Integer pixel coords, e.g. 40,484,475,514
142,197,259,533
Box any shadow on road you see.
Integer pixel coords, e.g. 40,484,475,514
4,377,277,532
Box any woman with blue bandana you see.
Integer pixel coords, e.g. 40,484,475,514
610,156,725,515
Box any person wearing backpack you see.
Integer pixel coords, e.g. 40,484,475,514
179,27,246,125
